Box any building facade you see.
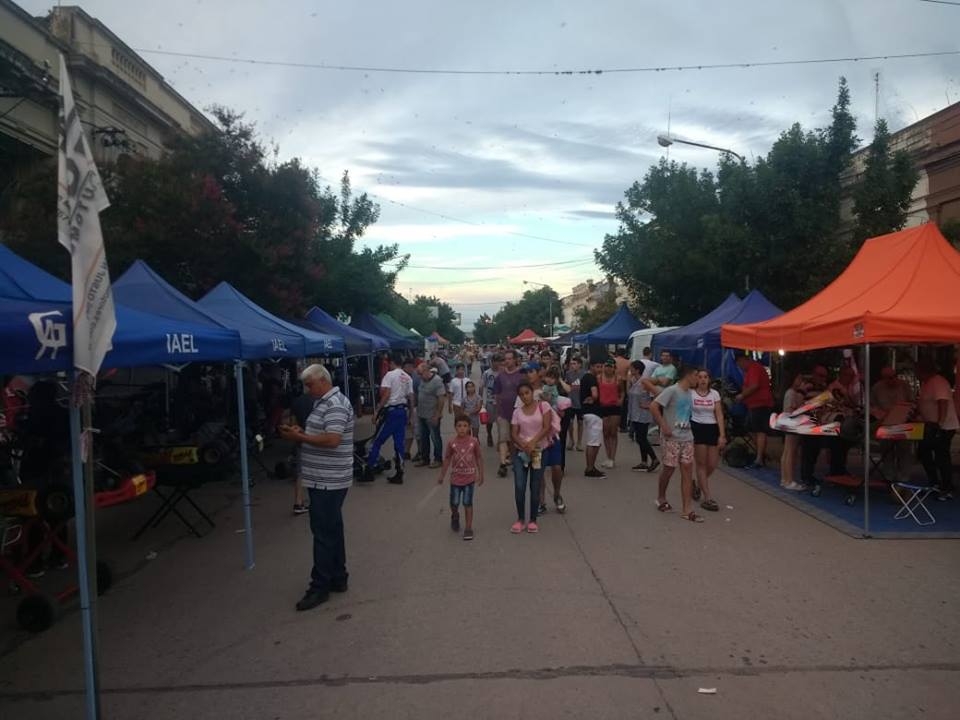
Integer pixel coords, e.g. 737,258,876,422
1,1,213,192
560,277,629,327
840,101,960,230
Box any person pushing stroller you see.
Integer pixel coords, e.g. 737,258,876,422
363,353,413,484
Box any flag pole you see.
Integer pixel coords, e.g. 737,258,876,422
70,372,101,719
58,52,115,720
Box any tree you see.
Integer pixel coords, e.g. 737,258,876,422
0,108,405,317
941,218,960,249
851,118,919,242
596,78,860,322
392,294,465,344
475,286,559,342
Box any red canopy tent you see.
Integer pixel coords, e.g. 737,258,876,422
721,224,960,351
721,224,960,535
509,328,544,345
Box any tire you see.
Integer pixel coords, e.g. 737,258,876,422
723,444,749,468
96,561,113,595
17,594,57,633
37,485,74,523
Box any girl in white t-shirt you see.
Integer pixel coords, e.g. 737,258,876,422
689,370,726,512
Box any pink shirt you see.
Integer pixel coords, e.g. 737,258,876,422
511,401,551,449
445,435,482,486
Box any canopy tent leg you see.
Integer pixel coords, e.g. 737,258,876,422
70,376,101,719
234,361,255,569
368,354,376,415
863,343,872,538
341,353,348,394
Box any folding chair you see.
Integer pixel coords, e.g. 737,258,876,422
891,482,937,526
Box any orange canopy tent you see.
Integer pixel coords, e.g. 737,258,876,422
509,328,544,345
721,223,960,536
721,224,960,351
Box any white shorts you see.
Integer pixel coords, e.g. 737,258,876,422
583,414,603,447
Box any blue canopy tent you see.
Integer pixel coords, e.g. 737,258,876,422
117,262,302,361
350,312,419,351
653,291,783,382
0,248,259,567
0,246,242,370
572,303,647,345
305,306,389,356
198,282,344,358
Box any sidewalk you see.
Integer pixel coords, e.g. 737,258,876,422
1,427,960,719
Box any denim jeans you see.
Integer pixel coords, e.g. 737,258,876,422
418,417,442,462
307,487,348,594
512,453,543,523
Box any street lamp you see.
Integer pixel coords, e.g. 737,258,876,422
523,280,553,337
657,133,745,162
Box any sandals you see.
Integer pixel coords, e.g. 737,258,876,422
680,512,704,523
657,501,673,512
700,499,719,512
692,484,702,501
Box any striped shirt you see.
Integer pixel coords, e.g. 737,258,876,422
300,387,354,490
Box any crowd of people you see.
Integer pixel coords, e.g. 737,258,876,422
279,343,960,612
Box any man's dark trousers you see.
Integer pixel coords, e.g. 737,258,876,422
307,487,348,593
367,405,407,470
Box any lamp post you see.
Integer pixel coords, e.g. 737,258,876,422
657,133,745,162
522,280,552,337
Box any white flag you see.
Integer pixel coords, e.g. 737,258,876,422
57,54,116,377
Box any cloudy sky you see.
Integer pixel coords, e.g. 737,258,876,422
20,0,960,330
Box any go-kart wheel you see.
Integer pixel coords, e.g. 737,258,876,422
811,485,822,497
200,443,225,465
844,494,856,507
38,486,74,523
723,444,749,468
96,561,113,595
17,593,57,633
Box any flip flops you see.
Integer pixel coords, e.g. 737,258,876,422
680,512,704,523
657,501,673,512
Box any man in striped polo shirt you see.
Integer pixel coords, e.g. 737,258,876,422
279,364,354,611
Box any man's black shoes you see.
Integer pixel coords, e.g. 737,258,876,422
295,591,329,611
330,579,349,593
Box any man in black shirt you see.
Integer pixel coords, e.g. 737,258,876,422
580,359,605,477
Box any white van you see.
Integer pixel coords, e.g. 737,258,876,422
627,326,680,362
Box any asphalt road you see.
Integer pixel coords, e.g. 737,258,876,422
1,415,959,719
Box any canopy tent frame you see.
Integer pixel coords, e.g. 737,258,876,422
721,225,960,536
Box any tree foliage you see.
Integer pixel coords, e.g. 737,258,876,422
393,294,465,344
941,218,960,249
472,286,560,343
596,78,865,324
851,118,919,242
0,107,406,318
